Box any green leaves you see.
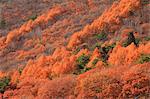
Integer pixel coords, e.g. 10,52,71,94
72,47,81,55
95,32,107,41
144,37,150,41
104,43,116,53
29,14,37,21
0,76,10,93
142,0,149,5
92,58,99,66
76,54,90,69
137,54,150,64
135,38,141,45
91,42,102,51
75,54,91,74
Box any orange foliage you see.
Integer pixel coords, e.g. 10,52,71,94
74,62,150,98
5,6,66,44
120,63,150,98
4,76,76,99
0,0,149,98
67,0,141,49
108,42,150,66
87,48,101,68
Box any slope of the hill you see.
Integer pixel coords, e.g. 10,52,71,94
0,0,150,99
0,0,114,72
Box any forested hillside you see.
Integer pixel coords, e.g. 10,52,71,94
0,0,149,98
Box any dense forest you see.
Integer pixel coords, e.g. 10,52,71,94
0,0,149,98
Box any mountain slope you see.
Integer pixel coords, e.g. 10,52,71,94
0,0,149,98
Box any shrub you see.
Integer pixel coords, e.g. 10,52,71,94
95,32,107,41
79,67,92,74
122,38,140,47
92,58,99,66
105,43,116,53
0,76,10,93
135,38,141,45
98,43,116,63
137,54,150,64
142,0,149,5
122,32,140,47
74,54,91,74
76,54,90,69
0,19,6,29
18,68,23,75
72,47,81,55
122,40,129,47
29,14,37,21
91,42,102,51
144,37,150,41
